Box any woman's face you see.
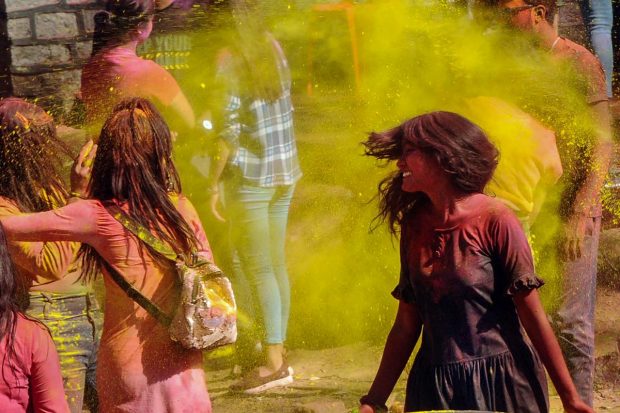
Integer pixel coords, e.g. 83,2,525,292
396,141,443,193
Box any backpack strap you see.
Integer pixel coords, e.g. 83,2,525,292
101,260,172,327
105,203,179,262
102,203,177,327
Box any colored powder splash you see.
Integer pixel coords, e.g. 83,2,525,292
143,0,603,347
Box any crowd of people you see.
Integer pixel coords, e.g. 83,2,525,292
0,0,616,412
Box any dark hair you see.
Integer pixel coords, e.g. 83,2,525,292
0,226,21,389
214,0,286,102
364,111,499,234
0,98,71,212
91,0,155,56
79,97,199,279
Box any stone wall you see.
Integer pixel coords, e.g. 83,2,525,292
0,0,102,116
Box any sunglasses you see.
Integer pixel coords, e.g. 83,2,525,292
497,4,535,19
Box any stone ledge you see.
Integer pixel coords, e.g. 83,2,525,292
6,0,61,13
7,18,32,40
11,44,72,67
11,69,81,101
35,12,79,40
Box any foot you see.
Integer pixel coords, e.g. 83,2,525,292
230,362,293,394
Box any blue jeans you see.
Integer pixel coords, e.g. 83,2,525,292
224,184,295,345
27,292,103,413
579,0,614,97
551,216,600,407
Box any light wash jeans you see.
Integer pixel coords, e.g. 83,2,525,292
27,292,103,413
579,0,614,97
551,216,600,407
224,184,295,346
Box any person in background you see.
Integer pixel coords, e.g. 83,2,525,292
496,0,612,406
0,98,102,413
0,225,69,413
577,0,614,98
82,0,194,135
207,0,301,393
0,97,213,412
461,96,563,233
359,111,591,413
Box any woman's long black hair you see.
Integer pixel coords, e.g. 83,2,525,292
0,98,72,212
364,111,499,234
79,97,200,280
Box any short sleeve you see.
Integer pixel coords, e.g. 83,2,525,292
391,227,415,303
489,208,544,296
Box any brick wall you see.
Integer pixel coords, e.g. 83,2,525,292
1,0,102,116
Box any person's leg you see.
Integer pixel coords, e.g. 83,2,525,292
580,0,614,97
230,250,264,370
268,185,295,344
83,292,103,413
26,293,92,413
554,216,600,407
228,185,285,362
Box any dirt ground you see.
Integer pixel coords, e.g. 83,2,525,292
206,288,620,413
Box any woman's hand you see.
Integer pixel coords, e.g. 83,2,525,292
209,191,226,222
70,140,97,198
358,405,375,413
563,397,594,413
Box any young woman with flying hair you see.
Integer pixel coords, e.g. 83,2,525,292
0,97,102,413
81,0,194,134
1,97,213,412
0,226,69,413
358,111,591,413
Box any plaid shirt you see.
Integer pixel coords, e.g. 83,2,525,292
218,38,302,187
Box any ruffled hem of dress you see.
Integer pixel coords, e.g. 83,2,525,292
506,273,545,296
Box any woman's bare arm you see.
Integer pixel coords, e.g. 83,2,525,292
361,300,422,411
514,289,593,413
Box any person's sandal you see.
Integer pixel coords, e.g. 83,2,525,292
230,362,293,394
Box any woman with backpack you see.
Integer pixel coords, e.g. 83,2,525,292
1,97,213,412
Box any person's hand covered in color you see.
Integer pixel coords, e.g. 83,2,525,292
70,140,97,198
563,398,594,413
358,405,376,413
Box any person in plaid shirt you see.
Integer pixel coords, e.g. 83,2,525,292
207,3,301,394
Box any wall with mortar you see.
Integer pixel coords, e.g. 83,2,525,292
0,0,102,117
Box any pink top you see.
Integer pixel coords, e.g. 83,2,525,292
1,195,212,413
81,48,181,132
0,314,69,413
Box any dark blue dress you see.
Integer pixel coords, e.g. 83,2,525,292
393,194,549,413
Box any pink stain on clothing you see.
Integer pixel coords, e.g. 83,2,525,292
0,314,69,413
81,48,181,129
